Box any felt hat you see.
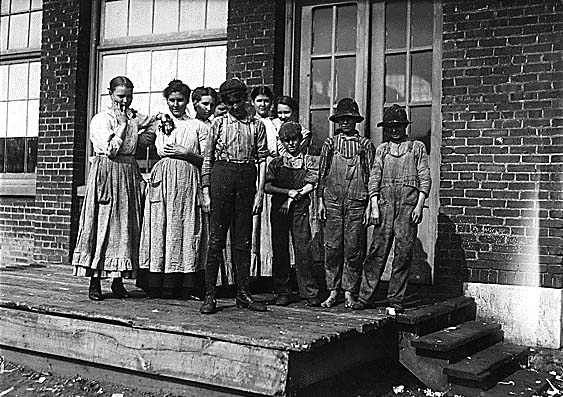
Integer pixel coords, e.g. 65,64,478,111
329,98,364,123
377,104,412,127
278,121,303,141
219,78,247,99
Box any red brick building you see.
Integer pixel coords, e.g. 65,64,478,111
1,0,561,347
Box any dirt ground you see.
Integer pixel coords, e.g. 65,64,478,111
1,356,562,397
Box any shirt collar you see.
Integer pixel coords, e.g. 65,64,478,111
227,112,253,124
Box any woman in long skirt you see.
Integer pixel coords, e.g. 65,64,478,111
72,76,157,300
137,81,209,299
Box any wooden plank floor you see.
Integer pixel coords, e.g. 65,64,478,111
0,264,471,396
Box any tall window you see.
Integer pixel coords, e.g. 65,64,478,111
94,0,228,172
0,0,42,174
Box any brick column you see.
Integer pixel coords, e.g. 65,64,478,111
33,0,91,265
226,0,285,94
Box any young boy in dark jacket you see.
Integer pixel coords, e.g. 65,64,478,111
265,121,321,307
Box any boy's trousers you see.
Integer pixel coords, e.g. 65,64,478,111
206,161,256,295
270,202,319,299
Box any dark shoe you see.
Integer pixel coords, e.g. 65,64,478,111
199,294,217,314
351,301,367,310
89,278,104,301
236,290,267,312
111,278,129,299
274,294,290,306
306,297,322,307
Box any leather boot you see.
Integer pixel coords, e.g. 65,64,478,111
89,277,104,301
111,278,129,299
236,289,267,312
199,292,217,314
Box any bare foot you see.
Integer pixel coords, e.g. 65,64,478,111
321,291,338,308
344,291,357,308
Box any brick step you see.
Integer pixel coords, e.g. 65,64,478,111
450,368,554,396
411,320,503,361
445,343,529,389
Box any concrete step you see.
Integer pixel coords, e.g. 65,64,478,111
445,342,529,389
411,320,503,361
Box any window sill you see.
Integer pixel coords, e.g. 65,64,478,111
0,174,36,196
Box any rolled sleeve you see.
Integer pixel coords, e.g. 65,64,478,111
255,120,269,162
316,137,334,198
415,142,431,197
368,143,386,198
201,118,221,187
90,112,122,157
304,155,319,186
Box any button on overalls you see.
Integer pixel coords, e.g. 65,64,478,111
323,139,368,294
359,141,419,304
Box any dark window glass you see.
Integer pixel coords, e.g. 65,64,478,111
311,58,332,106
385,1,407,49
410,106,431,154
5,137,25,172
309,109,330,156
0,138,5,172
411,51,433,102
336,4,356,52
385,54,406,103
312,7,332,55
26,137,37,172
335,57,356,103
411,0,433,47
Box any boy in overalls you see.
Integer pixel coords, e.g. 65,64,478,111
317,98,375,308
352,104,431,311
265,121,320,306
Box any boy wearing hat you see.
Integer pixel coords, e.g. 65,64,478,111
200,78,269,314
264,121,320,306
352,104,431,311
317,98,375,308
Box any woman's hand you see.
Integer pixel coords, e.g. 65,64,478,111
162,143,189,158
252,192,264,215
113,102,128,125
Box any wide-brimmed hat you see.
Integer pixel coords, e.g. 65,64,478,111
377,104,412,127
329,98,364,123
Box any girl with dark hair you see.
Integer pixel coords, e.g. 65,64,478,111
192,86,218,126
72,76,158,300
137,80,209,300
273,96,311,155
250,86,277,277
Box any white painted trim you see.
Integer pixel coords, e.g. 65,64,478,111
464,282,563,349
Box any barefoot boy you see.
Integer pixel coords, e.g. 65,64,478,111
265,121,321,307
317,98,375,308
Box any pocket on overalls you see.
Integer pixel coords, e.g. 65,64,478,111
402,179,419,206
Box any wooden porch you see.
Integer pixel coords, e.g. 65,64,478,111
0,264,474,396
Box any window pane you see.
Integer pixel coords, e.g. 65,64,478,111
0,139,4,172
1,1,10,14
0,65,8,101
0,101,7,138
309,109,330,156
31,0,41,10
0,16,8,51
411,51,432,102
126,51,152,92
7,100,27,137
29,10,41,48
8,62,28,100
335,56,355,103
204,45,226,89
385,54,406,103
8,13,29,49
180,0,205,31
5,137,25,172
129,0,153,37
411,0,433,47
100,54,126,95
28,61,40,99
26,136,36,172
385,0,406,49
335,4,356,52
132,92,150,115
178,47,204,88
312,7,331,55
104,0,128,40
410,106,431,154
11,0,30,13
153,0,179,35
151,50,177,91
311,58,331,106
149,92,168,115
206,0,227,30
27,98,39,137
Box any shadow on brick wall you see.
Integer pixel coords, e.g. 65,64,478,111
434,214,466,295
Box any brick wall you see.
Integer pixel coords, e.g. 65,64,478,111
437,0,563,289
226,0,285,94
0,197,35,266
33,0,91,265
